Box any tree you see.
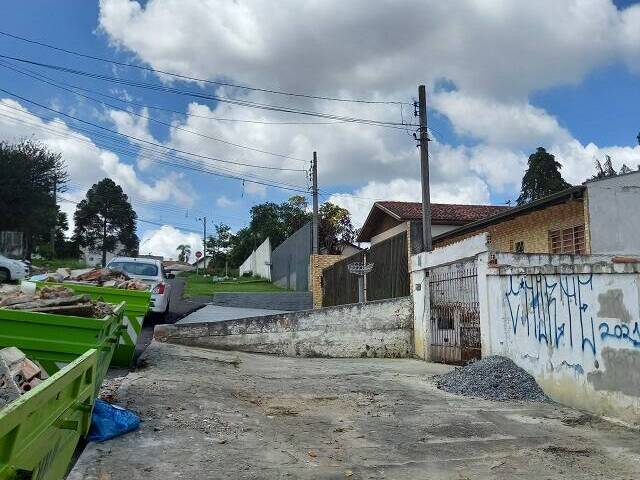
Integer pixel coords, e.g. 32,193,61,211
591,155,617,180
517,147,571,205
0,140,67,258
319,202,356,254
205,223,232,272
176,244,191,263
73,178,139,266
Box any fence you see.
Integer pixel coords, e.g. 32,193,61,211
322,232,408,307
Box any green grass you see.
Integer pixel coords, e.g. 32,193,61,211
181,272,287,297
30,258,88,270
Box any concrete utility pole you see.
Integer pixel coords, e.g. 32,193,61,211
312,151,319,255
197,216,207,276
50,176,57,258
417,85,433,252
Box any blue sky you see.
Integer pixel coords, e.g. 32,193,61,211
1,1,639,259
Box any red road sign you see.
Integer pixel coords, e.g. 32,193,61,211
195,251,203,258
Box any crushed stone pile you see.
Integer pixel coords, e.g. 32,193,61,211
0,285,115,318
434,356,550,402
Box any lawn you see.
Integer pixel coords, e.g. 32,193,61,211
181,272,286,297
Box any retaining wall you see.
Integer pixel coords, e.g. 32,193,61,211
154,297,414,358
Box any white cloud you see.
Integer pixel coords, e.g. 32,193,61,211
215,195,237,208
96,0,640,218
140,225,202,261
0,99,196,233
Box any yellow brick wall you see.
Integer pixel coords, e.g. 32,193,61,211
435,199,589,253
309,254,344,308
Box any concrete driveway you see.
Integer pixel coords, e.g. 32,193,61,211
72,342,640,479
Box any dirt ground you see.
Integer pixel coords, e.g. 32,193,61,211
70,342,640,480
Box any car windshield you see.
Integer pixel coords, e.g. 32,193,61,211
109,261,158,277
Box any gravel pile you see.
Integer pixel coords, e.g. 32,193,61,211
434,356,550,402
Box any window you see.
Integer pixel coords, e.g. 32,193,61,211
514,241,525,253
109,261,159,277
549,225,585,254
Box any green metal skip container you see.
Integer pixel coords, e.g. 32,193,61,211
0,349,98,480
35,282,151,368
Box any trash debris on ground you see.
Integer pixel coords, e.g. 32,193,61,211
87,399,140,442
434,356,550,402
0,285,115,318
31,267,149,290
0,347,47,407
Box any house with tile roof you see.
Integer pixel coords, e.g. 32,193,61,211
357,201,511,254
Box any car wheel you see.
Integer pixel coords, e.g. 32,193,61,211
0,268,10,284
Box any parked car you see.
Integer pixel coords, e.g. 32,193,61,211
106,256,173,315
0,254,29,283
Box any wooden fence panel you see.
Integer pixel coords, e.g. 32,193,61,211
321,250,364,307
366,232,409,301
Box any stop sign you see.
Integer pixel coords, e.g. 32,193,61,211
195,251,203,258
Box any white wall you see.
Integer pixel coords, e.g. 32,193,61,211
483,253,640,423
587,171,640,255
238,238,271,280
254,238,271,280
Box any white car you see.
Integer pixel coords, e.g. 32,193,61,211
0,254,29,283
107,256,173,315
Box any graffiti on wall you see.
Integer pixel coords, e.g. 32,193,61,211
505,273,640,358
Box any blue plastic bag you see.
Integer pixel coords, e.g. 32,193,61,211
87,399,140,442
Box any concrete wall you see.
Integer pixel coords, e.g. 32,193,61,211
272,223,311,291
587,171,640,255
154,296,414,358
238,238,271,279
484,252,640,423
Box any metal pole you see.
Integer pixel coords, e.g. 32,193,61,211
203,216,207,276
418,85,433,252
312,152,319,255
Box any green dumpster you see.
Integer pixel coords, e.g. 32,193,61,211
35,282,151,368
0,349,98,480
0,302,125,394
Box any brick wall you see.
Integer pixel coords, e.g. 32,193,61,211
309,254,344,308
435,199,588,253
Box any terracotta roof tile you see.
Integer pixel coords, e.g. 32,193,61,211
376,201,511,224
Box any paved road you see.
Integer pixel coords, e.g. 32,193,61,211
132,277,208,364
73,342,640,479
210,292,312,311
178,304,287,324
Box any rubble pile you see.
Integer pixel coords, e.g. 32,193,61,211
0,347,47,407
0,286,115,318
37,267,149,290
434,356,550,403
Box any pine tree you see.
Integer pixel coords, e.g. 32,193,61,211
516,147,571,205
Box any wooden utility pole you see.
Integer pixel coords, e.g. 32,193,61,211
312,152,319,255
418,85,432,252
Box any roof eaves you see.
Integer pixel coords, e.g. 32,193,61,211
432,185,585,243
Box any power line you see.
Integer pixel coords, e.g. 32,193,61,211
0,29,410,105
0,104,311,193
0,61,310,164
0,54,417,130
0,86,311,176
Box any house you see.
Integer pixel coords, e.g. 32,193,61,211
320,241,362,257
432,170,640,255
357,201,511,254
81,243,128,267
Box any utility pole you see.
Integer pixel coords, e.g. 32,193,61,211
417,85,433,252
312,151,319,255
50,176,57,258
197,216,207,276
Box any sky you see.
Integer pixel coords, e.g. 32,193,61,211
1,0,640,260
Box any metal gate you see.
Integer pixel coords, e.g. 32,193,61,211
429,260,481,364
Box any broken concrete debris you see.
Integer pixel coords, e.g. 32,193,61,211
0,285,115,318
434,355,550,402
0,347,46,407
37,267,148,290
